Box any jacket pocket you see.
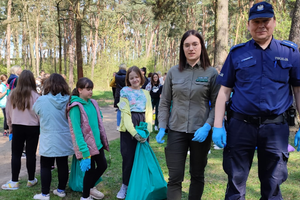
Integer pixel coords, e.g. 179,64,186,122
270,60,292,83
237,58,256,81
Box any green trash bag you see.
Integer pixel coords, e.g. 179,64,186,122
125,122,167,200
68,154,102,192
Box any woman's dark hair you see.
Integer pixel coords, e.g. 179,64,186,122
43,73,70,96
147,72,153,78
66,77,94,117
10,70,38,111
125,66,145,87
71,77,94,97
179,30,211,72
151,73,160,87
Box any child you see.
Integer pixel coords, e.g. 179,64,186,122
0,74,9,136
145,72,163,131
116,66,153,199
66,77,109,200
32,73,74,200
2,70,40,190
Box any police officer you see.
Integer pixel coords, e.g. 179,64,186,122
212,2,300,200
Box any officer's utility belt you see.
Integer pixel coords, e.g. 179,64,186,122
231,111,285,125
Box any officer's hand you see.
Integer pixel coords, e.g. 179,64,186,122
80,157,91,172
192,123,211,143
212,126,227,148
294,129,300,151
156,128,166,144
134,133,147,143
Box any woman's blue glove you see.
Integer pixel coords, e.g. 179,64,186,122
80,157,91,172
156,128,166,144
212,127,227,148
9,133,13,141
294,129,300,151
192,123,211,143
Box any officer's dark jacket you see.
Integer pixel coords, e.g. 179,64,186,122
114,69,126,107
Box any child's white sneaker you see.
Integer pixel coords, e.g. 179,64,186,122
80,197,93,200
116,184,128,199
53,189,66,197
90,187,104,199
27,178,38,187
1,180,19,190
154,126,158,131
33,193,50,200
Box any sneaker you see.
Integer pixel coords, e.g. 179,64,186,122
21,152,26,159
154,126,158,131
90,187,104,199
80,197,93,200
33,193,50,200
116,184,127,199
53,189,66,198
1,180,19,190
27,178,38,187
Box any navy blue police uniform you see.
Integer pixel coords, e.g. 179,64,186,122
217,38,300,200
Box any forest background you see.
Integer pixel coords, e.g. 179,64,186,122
0,0,300,90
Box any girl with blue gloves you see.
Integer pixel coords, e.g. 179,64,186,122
32,73,74,200
156,30,220,200
67,78,109,200
116,66,152,199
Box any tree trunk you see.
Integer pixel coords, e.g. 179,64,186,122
63,19,68,75
91,14,99,80
35,11,40,75
68,7,75,89
289,0,300,49
25,8,36,74
57,1,62,74
6,0,12,73
214,0,228,66
146,25,158,58
75,0,84,79
22,22,27,67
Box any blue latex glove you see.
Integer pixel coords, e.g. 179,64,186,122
212,126,227,148
156,128,166,144
192,123,211,143
80,157,91,172
294,129,300,151
9,133,13,141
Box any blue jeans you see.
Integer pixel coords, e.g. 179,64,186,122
117,109,121,126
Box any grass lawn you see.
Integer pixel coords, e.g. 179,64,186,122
0,90,299,199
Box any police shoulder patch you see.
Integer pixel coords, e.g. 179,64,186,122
280,40,298,51
230,43,246,51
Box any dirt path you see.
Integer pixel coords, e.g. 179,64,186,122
0,105,119,185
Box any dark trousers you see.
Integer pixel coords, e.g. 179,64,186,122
120,112,145,186
82,148,107,198
151,98,160,126
11,125,40,181
224,118,289,200
40,156,69,194
165,129,211,200
1,108,8,130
